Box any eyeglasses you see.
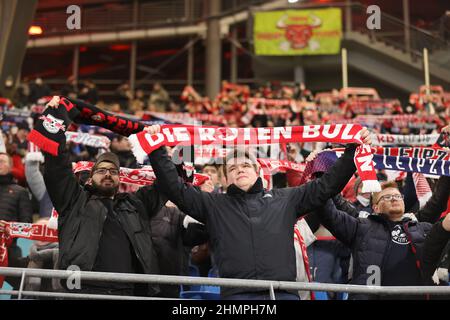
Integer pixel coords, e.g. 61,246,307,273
377,194,404,204
94,168,119,176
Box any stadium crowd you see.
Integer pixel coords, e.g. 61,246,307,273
0,78,449,300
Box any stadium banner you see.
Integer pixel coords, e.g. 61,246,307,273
253,8,342,55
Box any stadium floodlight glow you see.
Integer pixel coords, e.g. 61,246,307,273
28,26,43,35
288,0,299,3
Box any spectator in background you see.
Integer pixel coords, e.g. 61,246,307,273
294,82,313,102
12,121,29,157
0,152,33,291
116,82,132,112
60,76,78,99
110,135,138,168
14,78,30,107
150,203,208,298
314,180,448,300
149,82,170,112
201,163,223,193
23,218,62,297
129,88,146,114
3,131,26,187
78,80,99,104
25,150,53,218
29,78,51,103
352,177,373,217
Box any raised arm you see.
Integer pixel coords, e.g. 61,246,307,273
24,153,46,201
134,183,168,219
148,146,211,224
315,199,359,248
44,148,82,218
289,144,357,216
422,215,450,284
416,176,450,224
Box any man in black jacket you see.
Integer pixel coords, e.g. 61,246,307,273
44,149,168,296
423,213,450,286
145,125,372,299
315,179,450,300
43,138,167,296
0,152,33,289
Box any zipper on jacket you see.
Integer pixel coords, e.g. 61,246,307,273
88,210,108,271
379,222,394,286
239,195,259,279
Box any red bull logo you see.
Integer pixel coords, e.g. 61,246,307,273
40,114,66,133
276,14,322,51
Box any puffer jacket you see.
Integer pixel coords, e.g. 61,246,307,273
316,199,432,300
0,174,33,222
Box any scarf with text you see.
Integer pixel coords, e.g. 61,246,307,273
129,124,381,192
72,161,210,187
371,133,442,146
309,149,450,178
0,222,58,287
28,97,145,156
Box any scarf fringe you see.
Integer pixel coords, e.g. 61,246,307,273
27,130,60,156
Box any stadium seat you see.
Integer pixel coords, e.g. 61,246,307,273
0,282,12,300
202,267,220,294
337,292,349,300
313,291,329,300
16,238,33,258
180,290,221,300
179,265,221,299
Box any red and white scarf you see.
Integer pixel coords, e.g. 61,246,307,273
129,124,381,192
65,131,111,149
0,222,58,287
371,133,441,146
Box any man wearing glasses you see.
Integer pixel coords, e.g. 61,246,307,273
43,138,167,297
315,180,450,299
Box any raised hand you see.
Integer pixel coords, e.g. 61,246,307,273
45,96,60,109
359,126,372,145
143,125,161,135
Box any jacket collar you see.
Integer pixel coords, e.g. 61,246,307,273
227,177,264,196
368,212,416,225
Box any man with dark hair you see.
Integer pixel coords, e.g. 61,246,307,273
42,100,168,296
146,125,372,300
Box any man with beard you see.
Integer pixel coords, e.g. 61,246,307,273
42,117,167,296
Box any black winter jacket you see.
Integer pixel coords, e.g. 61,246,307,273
149,145,358,297
422,219,450,285
150,206,208,297
0,174,33,223
44,150,167,296
316,199,432,299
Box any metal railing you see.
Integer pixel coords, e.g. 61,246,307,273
31,0,274,37
1,267,449,300
348,2,449,61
